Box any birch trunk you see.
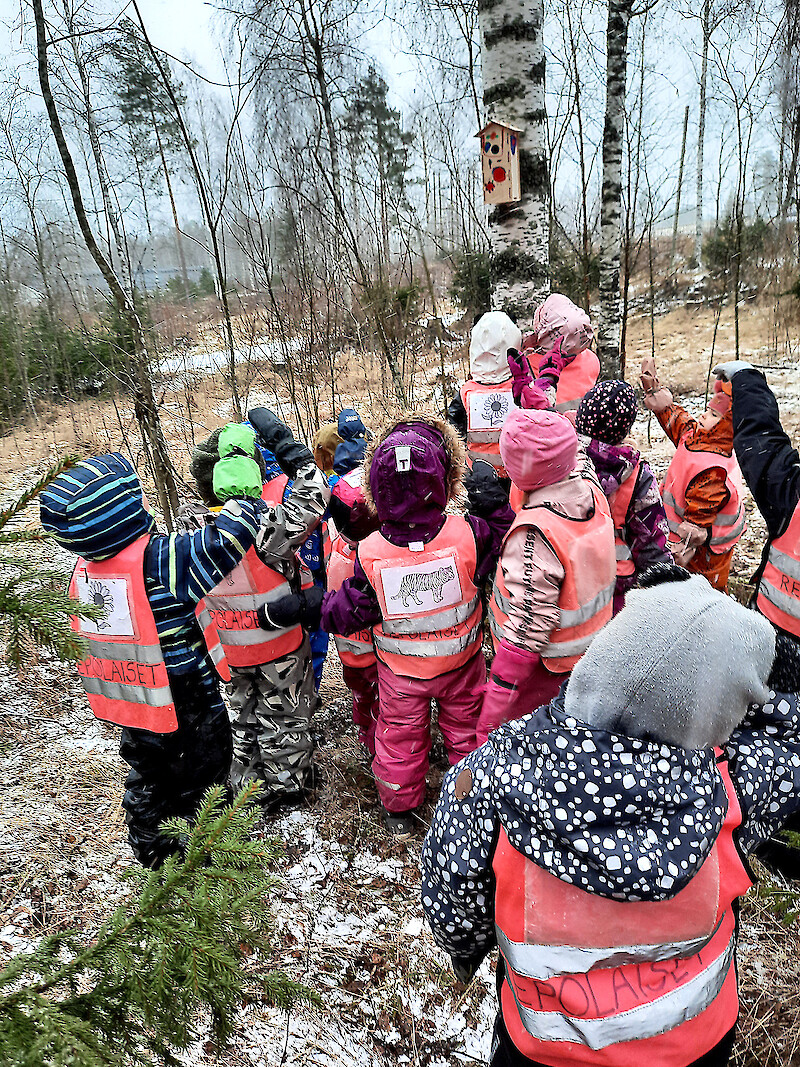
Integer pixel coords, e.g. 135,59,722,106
478,0,549,326
694,0,711,270
671,105,690,267
597,0,633,379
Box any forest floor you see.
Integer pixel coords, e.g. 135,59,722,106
1,297,800,1065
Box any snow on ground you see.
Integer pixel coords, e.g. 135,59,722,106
0,614,495,1066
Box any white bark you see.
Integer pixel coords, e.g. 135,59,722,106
597,0,633,378
478,0,549,326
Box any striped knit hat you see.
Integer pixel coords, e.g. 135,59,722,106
40,453,155,561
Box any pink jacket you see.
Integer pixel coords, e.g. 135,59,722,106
496,471,598,653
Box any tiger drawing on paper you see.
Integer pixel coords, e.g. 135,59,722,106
393,565,455,608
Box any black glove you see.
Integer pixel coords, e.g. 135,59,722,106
257,586,324,631
273,437,315,480
248,408,294,452
465,459,507,517
451,956,479,985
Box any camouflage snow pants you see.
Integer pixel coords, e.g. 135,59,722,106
227,636,318,802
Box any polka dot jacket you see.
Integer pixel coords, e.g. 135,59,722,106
421,689,800,967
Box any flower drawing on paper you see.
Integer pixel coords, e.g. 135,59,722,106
88,580,113,629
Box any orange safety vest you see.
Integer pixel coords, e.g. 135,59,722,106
529,348,600,412
459,378,517,477
492,759,750,1067
608,463,640,579
261,474,289,506
489,483,615,673
327,534,376,668
661,443,746,554
757,498,800,637
195,548,304,682
358,515,482,680
68,536,177,733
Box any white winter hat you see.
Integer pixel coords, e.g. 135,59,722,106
564,572,775,750
469,312,522,385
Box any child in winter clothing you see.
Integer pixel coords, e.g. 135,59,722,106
422,567,800,1067
641,356,746,592
575,379,671,612
312,422,342,479
318,415,514,834
325,469,381,753
188,411,330,808
41,451,264,867
715,359,800,875
477,407,616,744
522,293,599,413
447,311,522,481
333,407,371,477
714,360,800,681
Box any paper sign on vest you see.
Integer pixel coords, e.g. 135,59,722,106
72,573,134,637
467,390,514,429
379,555,463,617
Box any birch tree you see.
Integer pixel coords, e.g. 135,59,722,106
596,0,635,377
679,0,749,273
478,0,549,323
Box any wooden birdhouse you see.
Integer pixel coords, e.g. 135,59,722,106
475,121,522,205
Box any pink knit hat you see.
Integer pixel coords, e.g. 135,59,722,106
500,408,579,491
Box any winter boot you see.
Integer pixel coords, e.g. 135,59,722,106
381,806,420,840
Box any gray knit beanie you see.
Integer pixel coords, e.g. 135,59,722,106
564,574,775,749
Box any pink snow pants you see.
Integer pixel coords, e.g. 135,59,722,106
342,660,380,756
372,651,486,813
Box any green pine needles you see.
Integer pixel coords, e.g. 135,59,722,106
0,455,102,666
0,784,318,1066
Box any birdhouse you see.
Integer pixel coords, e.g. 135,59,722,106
475,121,522,205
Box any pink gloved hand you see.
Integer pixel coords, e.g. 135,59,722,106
507,347,550,410
537,337,574,384
476,639,543,746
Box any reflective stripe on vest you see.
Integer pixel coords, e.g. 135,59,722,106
69,537,177,733
328,532,376,668
489,482,615,673
493,760,750,1063
460,378,516,477
608,463,640,579
195,547,303,673
661,443,746,553
757,499,800,636
358,515,481,679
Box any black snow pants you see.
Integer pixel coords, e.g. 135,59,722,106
118,670,232,868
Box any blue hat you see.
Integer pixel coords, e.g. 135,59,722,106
337,408,369,441
40,453,155,561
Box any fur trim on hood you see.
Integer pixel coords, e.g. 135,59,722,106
361,412,466,517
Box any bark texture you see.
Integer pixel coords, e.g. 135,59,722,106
597,0,633,379
478,0,549,325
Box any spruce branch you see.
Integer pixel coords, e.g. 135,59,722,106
0,458,102,666
0,455,79,533
0,785,318,1066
